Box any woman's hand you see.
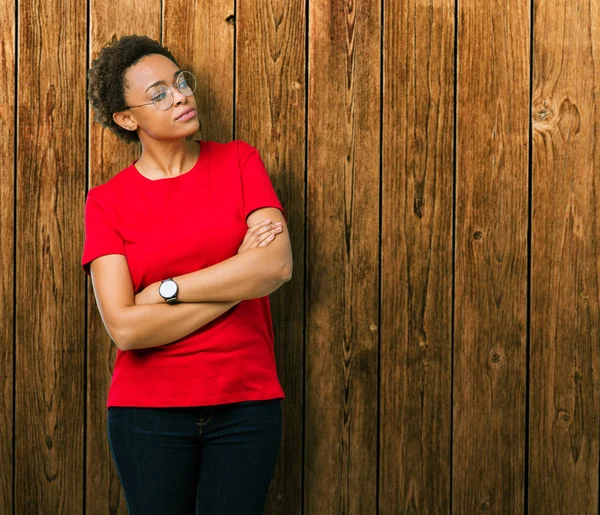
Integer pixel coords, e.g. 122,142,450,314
237,219,283,254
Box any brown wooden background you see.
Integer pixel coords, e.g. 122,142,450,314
1,0,599,513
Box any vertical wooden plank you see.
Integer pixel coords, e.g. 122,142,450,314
380,0,455,512
163,0,234,144
530,0,600,512
15,0,86,511
453,0,529,512
305,0,380,512
87,2,161,512
0,0,15,511
234,1,306,512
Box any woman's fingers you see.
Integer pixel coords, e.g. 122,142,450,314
251,226,283,249
258,233,277,246
249,221,282,239
239,221,283,253
249,220,273,232
258,226,283,243
252,220,282,238
241,221,271,245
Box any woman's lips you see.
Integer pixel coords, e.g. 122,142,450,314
176,109,196,121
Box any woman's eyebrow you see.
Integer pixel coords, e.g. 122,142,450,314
145,70,183,92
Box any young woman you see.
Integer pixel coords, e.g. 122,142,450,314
82,34,292,514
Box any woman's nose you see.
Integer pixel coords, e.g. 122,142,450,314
172,86,187,105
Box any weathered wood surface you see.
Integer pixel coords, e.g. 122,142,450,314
305,0,381,513
0,0,15,511
15,0,86,512
380,0,455,512
529,0,600,512
453,0,530,512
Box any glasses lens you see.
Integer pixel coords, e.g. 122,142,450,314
176,71,196,96
153,86,173,110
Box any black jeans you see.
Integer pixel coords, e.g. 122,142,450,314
107,398,282,514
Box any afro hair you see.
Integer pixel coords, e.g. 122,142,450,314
87,35,179,143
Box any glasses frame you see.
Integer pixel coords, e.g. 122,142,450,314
124,71,197,111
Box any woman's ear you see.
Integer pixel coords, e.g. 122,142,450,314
113,111,138,132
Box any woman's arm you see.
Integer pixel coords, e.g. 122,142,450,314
117,301,238,351
136,208,293,305
90,254,239,351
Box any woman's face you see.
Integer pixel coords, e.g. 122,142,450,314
114,53,200,141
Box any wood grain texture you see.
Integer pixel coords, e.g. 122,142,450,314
380,0,455,512
8,1,600,512
163,0,234,144
529,0,600,512
305,0,380,512
15,0,86,512
0,0,15,511
453,0,530,512
235,1,306,512
87,2,161,513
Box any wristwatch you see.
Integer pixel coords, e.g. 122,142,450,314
158,278,179,304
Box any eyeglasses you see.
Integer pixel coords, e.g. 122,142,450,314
125,71,197,111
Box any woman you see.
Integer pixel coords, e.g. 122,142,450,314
82,35,292,514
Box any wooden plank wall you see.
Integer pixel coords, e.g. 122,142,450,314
2,0,599,513
530,0,600,512
14,0,87,514
0,0,15,512
454,0,530,511
380,0,454,511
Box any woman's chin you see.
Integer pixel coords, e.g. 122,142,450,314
178,119,201,139
186,120,201,136
143,122,201,142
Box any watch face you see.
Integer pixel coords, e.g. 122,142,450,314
159,280,177,298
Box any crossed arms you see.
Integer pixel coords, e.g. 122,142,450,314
89,207,292,351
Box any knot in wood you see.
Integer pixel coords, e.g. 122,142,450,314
532,97,556,127
488,350,503,367
557,409,570,424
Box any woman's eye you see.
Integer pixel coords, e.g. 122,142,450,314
178,80,188,89
152,91,167,101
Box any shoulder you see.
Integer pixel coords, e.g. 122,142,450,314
228,139,266,171
203,138,257,161
85,164,133,208
232,139,259,159
201,139,262,177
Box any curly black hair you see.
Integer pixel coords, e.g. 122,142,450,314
87,35,179,143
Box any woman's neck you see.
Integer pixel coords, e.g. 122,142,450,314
135,138,200,179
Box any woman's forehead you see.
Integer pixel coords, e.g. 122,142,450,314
126,54,179,90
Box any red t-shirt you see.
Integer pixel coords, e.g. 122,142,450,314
82,139,286,408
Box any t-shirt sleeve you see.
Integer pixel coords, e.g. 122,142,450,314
81,189,126,276
237,140,288,224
